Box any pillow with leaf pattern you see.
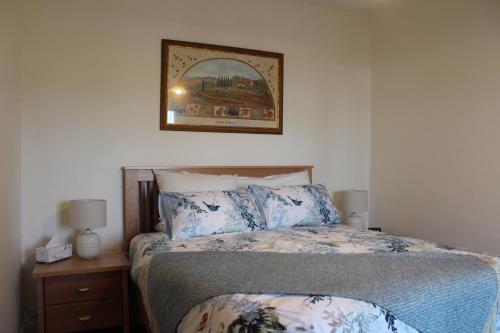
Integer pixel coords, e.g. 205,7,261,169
249,184,340,229
159,189,266,240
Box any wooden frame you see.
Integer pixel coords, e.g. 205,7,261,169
122,166,313,251
160,39,284,134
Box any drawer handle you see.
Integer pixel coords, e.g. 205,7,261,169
78,315,92,322
76,287,91,293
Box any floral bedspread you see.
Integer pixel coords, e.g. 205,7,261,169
130,225,500,333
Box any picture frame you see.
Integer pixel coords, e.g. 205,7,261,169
160,39,284,134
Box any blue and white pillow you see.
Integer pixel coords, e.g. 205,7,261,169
159,189,266,240
249,184,340,229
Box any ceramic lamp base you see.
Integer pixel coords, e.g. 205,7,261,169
76,228,100,259
344,215,368,230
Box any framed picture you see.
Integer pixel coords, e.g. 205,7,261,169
160,39,283,134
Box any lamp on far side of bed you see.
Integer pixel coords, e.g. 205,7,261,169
340,190,368,230
69,199,107,259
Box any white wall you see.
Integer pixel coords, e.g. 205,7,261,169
370,0,500,254
20,0,371,326
0,0,22,331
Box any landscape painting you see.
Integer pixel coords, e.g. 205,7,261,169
160,40,283,134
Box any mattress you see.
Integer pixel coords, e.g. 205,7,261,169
130,225,500,333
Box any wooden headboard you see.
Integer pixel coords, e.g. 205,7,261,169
122,165,313,251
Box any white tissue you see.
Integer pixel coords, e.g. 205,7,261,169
36,236,73,263
45,235,65,248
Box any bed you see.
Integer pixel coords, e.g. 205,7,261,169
123,166,500,333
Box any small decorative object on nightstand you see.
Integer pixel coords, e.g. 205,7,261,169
340,190,368,230
70,199,107,259
33,253,130,333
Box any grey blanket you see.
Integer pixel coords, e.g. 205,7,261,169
147,251,498,333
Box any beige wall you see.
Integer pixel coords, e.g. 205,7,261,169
17,0,500,328
19,0,371,326
0,0,22,331
370,0,500,254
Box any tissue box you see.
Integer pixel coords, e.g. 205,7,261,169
36,243,72,263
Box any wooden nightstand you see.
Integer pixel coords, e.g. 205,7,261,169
33,253,130,333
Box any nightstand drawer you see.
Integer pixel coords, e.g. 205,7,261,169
45,271,121,305
45,299,122,332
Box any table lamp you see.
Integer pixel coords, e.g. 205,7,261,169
340,190,368,229
69,199,106,259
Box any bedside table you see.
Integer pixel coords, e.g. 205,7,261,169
33,253,130,333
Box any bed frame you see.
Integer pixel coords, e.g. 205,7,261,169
122,165,313,331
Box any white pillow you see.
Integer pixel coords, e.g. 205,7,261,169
236,170,310,189
154,170,238,192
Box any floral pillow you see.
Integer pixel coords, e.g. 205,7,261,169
159,189,266,240
249,184,340,229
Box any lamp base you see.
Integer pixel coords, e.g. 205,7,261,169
76,228,100,259
344,215,368,230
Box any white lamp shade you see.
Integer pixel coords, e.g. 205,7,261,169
340,190,368,213
69,199,106,229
